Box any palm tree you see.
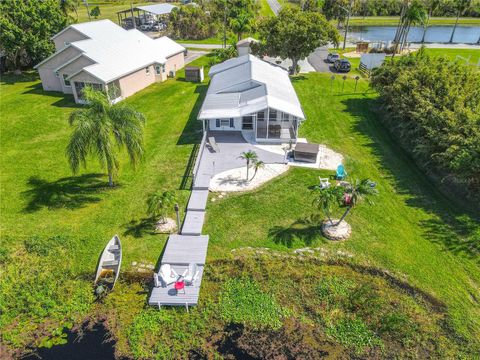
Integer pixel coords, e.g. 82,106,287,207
393,0,427,55
229,10,254,41
314,186,343,225
66,86,145,187
239,150,258,180
449,0,471,43
147,191,177,224
250,160,265,181
336,179,378,226
60,0,79,23
421,0,441,43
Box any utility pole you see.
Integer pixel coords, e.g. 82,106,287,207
223,4,227,49
342,0,353,50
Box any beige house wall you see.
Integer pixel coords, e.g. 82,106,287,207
37,47,83,92
53,29,88,51
118,65,156,98
164,52,185,77
59,56,96,94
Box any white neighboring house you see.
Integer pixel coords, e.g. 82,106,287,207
198,54,306,142
34,20,185,104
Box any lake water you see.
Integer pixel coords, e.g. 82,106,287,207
348,25,480,44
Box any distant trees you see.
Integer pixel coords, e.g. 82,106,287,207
449,0,472,43
371,49,480,198
255,7,339,74
169,6,218,40
392,0,427,54
0,0,67,73
227,0,257,40
66,87,146,187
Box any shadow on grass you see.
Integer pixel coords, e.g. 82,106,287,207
22,174,108,212
268,215,326,248
122,217,157,238
342,96,480,262
23,83,79,108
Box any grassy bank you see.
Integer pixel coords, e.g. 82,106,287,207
349,16,480,26
1,55,479,358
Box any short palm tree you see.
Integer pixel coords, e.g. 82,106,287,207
314,186,343,225
250,160,265,181
146,190,177,224
336,179,378,226
66,86,145,187
239,150,258,180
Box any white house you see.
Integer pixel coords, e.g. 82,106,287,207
34,20,185,104
198,54,306,142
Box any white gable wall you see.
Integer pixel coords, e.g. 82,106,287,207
53,28,89,51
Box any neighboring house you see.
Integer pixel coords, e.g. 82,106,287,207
198,54,306,142
34,20,185,104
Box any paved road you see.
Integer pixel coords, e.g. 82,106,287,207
179,43,223,49
266,0,281,15
307,47,334,73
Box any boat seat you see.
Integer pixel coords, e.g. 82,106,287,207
103,260,119,267
108,245,120,251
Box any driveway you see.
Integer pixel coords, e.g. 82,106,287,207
185,50,208,65
307,47,334,73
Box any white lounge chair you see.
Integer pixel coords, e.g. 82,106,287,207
319,177,330,189
158,264,179,286
181,263,200,286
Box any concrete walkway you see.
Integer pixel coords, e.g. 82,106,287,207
179,43,223,49
266,0,281,15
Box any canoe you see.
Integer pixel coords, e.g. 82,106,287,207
94,235,122,289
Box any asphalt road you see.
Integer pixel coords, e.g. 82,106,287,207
307,47,334,73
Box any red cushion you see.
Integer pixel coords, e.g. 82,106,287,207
174,281,185,290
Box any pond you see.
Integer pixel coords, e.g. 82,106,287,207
24,323,116,360
348,25,480,44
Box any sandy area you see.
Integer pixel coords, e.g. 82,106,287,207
210,164,289,192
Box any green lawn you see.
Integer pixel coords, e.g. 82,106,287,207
74,1,152,23
349,16,480,26
259,0,275,17
1,55,479,357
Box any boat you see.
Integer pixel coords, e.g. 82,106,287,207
94,235,122,289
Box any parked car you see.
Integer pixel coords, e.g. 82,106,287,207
326,53,340,63
140,24,151,31
334,59,351,72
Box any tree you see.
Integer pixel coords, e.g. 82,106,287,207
60,0,79,23
90,6,101,19
66,87,145,187
169,6,218,40
239,151,258,180
147,191,177,224
371,50,480,197
314,186,343,225
250,160,265,181
392,0,427,54
421,0,441,43
449,0,471,43
210,44,238,65
0,0,67,73
229,9,255,41
336,179,378,226
256,6,339,74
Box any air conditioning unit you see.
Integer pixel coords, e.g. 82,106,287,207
168,70,175,78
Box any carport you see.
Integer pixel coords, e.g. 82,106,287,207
117,4,177,29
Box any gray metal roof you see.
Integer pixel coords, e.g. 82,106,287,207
198,55,306,120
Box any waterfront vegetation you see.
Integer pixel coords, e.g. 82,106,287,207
1,53,479,358
349,15,480,26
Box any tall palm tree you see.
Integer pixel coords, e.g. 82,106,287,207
393,0,427,55
239,150,258,180
66,87,145,187
421,0,441,43
449,0,471,43
336,179,378,226
229,10,254,41
147,191,177,224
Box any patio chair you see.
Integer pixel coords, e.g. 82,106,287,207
182,263,200,286
319,177,330,189
208,137,220,152
159,264,179,286
335,164,347,180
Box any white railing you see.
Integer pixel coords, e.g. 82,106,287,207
192,131,207,186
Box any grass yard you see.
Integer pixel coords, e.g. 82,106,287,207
74,1,151,23
1,54,479,358
258,0,275,18
349,16,480,26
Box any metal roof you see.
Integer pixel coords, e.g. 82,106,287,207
135,4,177,15
198,55,306,120
37,20,185,83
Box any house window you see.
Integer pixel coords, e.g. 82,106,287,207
155,65,161,75
63,74,71,87
257,111,265,121
242,116,253,130
55,71,60,78
216,119,220,128
281,112,289,122
221,119,230,127
269,109,277,121
229,118,234,128
145,67,150,75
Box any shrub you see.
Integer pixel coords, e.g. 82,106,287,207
219,278,287,330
